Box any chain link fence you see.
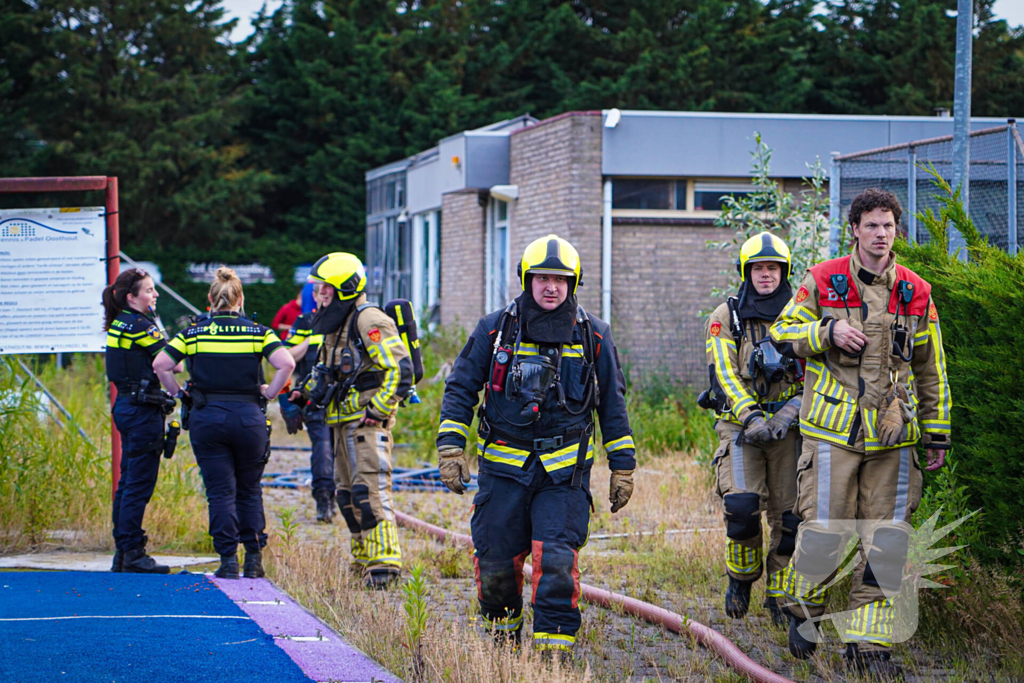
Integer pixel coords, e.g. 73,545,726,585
832,122,1024,253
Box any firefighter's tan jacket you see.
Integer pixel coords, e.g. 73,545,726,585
705,304,802,426
318,294,413,426
769,250,951,452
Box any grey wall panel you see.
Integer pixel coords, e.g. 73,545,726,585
602,112,1012,178
437,135,468,195
407,155,442,214
465,134,511,188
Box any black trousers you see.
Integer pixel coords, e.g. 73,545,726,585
190,402,269,556
111,399,164,552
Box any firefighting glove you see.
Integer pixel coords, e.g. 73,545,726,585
438,445,471,495
609,469,634,513
766,397,802,441
278,394,304,434
877,384,913,448
743,413,771,444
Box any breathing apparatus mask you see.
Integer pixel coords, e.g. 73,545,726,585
506,345,560,423
749,338,791,397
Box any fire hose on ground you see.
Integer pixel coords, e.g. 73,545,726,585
394,510,795,683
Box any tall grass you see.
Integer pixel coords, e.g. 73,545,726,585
0,355,209,553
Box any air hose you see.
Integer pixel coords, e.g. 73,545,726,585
395,511,795,683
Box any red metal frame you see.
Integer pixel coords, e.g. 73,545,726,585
0,176,121,499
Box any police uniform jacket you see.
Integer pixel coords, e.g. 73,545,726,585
106,309,167,391
770,249,951,452
317,294,414,426
162,312,282,398
437,306,636,487
705,304,802,427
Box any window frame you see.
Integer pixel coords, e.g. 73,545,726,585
610,177,770,219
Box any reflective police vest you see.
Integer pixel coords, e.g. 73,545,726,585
105,309,167,390
163,312,282,398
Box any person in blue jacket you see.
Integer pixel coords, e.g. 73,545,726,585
436,234,636,654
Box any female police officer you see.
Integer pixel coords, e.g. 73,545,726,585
154,267,295,579
436,234,635,654
104,267,176,574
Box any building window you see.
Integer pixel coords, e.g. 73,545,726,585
693,181,757,211
611,178,763,216
366,172,406,216
612,179,674,210
486,198,510,312
412,209,441,326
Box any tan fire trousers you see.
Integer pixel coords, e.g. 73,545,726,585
781,437,923,650
333,417,402,570
714,421,799,588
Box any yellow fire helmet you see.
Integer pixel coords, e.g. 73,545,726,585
517,234,583,294
308,252,366,300
737,232,791,282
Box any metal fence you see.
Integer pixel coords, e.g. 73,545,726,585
830,121,1023,255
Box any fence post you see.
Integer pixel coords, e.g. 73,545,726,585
1010,119,1019,256
950,0,973,260
830,152,842,256
907,146,918,244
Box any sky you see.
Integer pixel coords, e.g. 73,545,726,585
218,0,1024,44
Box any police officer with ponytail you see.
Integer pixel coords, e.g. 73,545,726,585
153,267,295,579
104,268,177,574
437,234,635,654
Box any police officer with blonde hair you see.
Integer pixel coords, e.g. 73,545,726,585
703,232,803,626
437,234,635,654
291,253,414,589
154,267,295,579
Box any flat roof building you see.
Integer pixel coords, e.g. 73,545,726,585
366,110,1010,386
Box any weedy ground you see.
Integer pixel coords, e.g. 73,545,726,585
3,352,1024,682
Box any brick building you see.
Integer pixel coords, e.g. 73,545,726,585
365,110,1007,387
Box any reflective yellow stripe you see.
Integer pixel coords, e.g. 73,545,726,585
766,569,786,598
367,335,402,415
726,540,762,576
438,420,470,439
539,440,594,472
604,435,634,453
780,565,828,607
478,439,530,467
711,335,757,415
533,632,575,650
844,599,894,645
483,612,523,631
930,323,951,425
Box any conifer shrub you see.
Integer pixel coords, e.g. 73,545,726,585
894,170,1024,566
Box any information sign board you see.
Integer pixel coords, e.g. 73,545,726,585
0,207,108,354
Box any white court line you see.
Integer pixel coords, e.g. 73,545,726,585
236,600,282,605
276,635,330,642
0,614,251,622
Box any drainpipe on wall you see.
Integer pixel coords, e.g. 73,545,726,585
602,178,613,323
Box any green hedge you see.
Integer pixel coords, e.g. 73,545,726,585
894,176,1024,566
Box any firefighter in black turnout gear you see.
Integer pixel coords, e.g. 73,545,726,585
437,234,636,653
154,267,295,579
103,268,176,574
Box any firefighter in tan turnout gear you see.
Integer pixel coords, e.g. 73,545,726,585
294,253,415,589
770,189,951,679
703,233,803,627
